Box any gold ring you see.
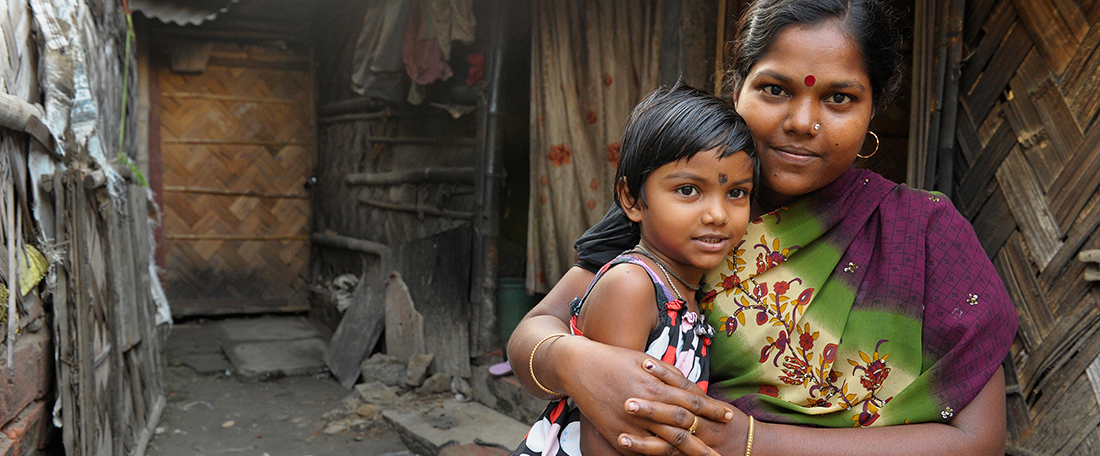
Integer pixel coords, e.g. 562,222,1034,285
688,415,699,435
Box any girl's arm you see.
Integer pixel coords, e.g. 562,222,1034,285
573,263,660,456
618,364,1008,456
507,266,734,456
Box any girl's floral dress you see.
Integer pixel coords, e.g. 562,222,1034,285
511,254,714,456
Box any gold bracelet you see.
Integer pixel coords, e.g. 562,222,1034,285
745,415,755,456
529,333,569,397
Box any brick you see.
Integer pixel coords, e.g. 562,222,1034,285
0,333,52,427
0,400,50,456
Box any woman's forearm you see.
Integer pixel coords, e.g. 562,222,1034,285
506,267,594,399
620,367,1007,456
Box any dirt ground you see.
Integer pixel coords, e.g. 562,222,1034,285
147,318,412,456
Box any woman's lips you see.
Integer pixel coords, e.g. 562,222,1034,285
770,145,817,164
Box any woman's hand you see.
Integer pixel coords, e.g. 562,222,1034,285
548,337,734,455
618,367,1009,456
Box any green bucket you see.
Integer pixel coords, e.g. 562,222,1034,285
498,277,536,346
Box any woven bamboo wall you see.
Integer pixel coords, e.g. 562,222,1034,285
0,0,166,455
949,0,1100,453
156,42,314,317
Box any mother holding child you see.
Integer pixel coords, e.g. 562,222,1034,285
509,0,1018,455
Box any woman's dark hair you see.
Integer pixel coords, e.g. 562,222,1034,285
724,0,903,114
615,82,757,213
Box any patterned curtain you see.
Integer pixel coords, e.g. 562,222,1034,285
526,0,664,293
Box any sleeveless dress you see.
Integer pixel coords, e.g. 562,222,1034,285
511,254,715,456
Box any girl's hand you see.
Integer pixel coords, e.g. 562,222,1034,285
551,336,734,453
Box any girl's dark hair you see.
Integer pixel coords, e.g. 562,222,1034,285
724,0,903,114
615,82,757,212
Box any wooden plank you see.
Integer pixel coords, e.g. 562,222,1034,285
161,138,311,146
959,121,1015,217
971,185,1017,256
1009,0,1084,74
323,272,386,388
962,21,1033,124
344,167,476,186
160,92,307,105
163,185,309,199
1033,79,1083,164
1000,233,1056,345
995,148,1065,270
954,106,982,168
1025,369,1100,453
358,196,475,220
963,0,1001,45
1001,78,1061,191
383,225,472,378
1020,298,1100,395
312,232,389,256
169,298,308,318
1040,190,1100,290
1047,123,1100,229
1061,4,1100,109
960,0,1016,94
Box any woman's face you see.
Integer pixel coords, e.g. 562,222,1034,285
735,21,874,209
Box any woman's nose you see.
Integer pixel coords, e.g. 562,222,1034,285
785,97,817,135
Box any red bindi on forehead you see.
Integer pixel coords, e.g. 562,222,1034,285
804,75,816,86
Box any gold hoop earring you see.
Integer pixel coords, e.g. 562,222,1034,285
858,131,879,159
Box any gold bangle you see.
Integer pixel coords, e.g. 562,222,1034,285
745,415,755,456
529,333,569,397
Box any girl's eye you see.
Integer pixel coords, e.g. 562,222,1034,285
676,186,699,197
728,188,748,199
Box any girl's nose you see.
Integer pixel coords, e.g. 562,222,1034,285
702,199,729,226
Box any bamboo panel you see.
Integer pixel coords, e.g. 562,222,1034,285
158,45,313,316
951,0,1100,452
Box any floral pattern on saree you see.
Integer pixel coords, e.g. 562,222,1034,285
705,229,896,426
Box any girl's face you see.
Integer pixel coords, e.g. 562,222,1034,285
621,148,755,281
734,21,874,210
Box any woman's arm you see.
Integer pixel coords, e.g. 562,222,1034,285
507,266,734,453
618,365,1008,456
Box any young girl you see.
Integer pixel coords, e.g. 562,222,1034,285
511,83,757,456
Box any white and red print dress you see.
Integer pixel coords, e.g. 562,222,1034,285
511,254,714,456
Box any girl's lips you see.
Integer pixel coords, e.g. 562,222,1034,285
693,236,730,253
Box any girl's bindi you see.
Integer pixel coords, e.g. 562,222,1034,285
718,173,728,184
804,75,816,86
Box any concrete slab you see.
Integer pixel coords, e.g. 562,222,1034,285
217,316,324,342
222,338,327,378
175,352,232,375
382,396,529,456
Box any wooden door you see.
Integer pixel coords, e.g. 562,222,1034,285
156,42,314,317
950,0,1100,453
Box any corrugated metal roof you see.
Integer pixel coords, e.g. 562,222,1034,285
130,0,241,26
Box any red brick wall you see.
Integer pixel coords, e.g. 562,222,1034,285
0,332,53,455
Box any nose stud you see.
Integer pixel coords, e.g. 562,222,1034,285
813,123,820,131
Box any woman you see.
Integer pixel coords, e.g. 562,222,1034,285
507,0,1017,455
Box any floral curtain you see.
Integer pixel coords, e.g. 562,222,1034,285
526,0,663,293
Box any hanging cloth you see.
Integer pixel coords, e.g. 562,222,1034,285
526,0,663,293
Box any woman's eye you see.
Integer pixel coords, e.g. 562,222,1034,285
676,186,698,197
764,85,785,97
828,93,852,104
